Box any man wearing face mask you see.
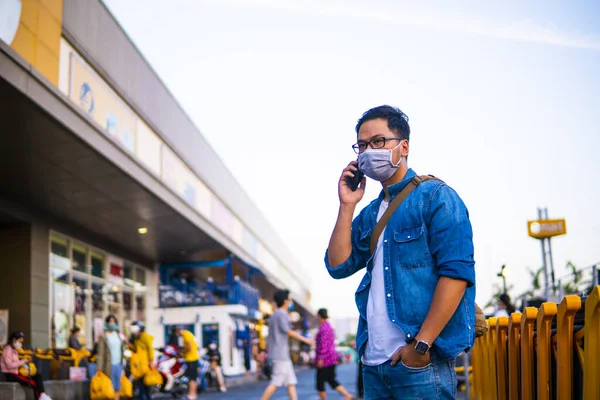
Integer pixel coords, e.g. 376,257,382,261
260,289,313,400
326,105,476,399
129,321,154,400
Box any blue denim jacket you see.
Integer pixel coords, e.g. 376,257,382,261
325,169,476,361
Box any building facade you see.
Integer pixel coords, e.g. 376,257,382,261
0,0,313,373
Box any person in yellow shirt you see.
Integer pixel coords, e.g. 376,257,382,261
176,326,199,400
129,321,154,400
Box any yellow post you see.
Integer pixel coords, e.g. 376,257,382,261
495,316,509,400
583,286,600,400
487,318,499,400
508,312,522,400
474,336,485,400
556,295,581,399
536,302,557,400
520,307,538,400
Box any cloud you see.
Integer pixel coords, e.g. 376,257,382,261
209,0,600,51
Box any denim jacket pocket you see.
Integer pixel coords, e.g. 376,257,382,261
393,225,430,269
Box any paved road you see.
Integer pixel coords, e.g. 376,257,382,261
157,363,468,399
186,363,359,400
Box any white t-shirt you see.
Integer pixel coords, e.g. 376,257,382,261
362,200,407,366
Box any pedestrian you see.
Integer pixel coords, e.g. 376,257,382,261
259,289,313,400
68,327,83,350
96,315,123,400
325,105,476,399
242,338,252,377
494,293,515,318
206,341,227,392
315,308,355,400
128,321,154,400
1,331,53,400
175,326,200,400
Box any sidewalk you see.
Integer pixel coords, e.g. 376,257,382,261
224,365,310,388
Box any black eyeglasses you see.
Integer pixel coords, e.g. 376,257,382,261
352,137,403,154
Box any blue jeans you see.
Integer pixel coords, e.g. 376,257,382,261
136,378,152,400
111,363,123,391
362,356,456,399
88,362,97,379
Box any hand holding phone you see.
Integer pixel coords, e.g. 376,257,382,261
345,165,364,191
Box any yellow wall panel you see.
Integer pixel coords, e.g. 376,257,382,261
39,0,62,21
20,0,40,33
11,24,36,64
37,5,61,56
9,0,63,87
35,41,59,86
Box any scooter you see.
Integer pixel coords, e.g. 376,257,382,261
153,345,189,398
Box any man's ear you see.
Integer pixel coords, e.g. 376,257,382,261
401,139,410,157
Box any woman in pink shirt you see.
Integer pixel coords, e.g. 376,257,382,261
1,331,53,400
315,309,355,400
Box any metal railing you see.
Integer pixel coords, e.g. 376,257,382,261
471,285,600,399
158,279,260,314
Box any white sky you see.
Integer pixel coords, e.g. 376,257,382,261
103,0,600,318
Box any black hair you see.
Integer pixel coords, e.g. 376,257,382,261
499,293,516,314
355,105,410,141
274,289,290,308
8,331,24,346
105,314,118,324
70,326,81,335
317,308,329,320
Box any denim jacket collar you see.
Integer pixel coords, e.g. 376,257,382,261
378,168,417,201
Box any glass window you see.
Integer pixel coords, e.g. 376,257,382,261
123,292,133,314
91,251,105,278
73,277,88,313
136,268,146,286
72,244,87,273
92,282,105,344
52,268,69,283
136,295,145,323
51,237,68,257
52,279,72,349
123,291,133,336
124,263,133,280
124,262,135,287
72,277,88,347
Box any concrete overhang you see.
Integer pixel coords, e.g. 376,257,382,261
0,42,255,267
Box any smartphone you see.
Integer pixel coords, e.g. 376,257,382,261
346,164,364,191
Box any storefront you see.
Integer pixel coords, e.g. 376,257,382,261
49,232,150,349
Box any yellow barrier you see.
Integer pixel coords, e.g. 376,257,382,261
495,316,509,400
507,312,521,400
536,302,556,400
487,317,499,400
520,307,537,400
583,286,600,400
557,295,581,399
471,286,600,400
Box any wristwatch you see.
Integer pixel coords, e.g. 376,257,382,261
413,339,431,355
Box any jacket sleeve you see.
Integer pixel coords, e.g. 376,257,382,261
325,206,372,280
426,184,476,286
96,338,107,375
144,333,155,362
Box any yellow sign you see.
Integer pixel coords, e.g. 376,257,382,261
527,219,567,239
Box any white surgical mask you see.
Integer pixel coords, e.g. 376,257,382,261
358,141,404,182
130,325,140,335
14,342,22,349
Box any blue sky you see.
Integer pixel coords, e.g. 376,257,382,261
102,0,600,317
